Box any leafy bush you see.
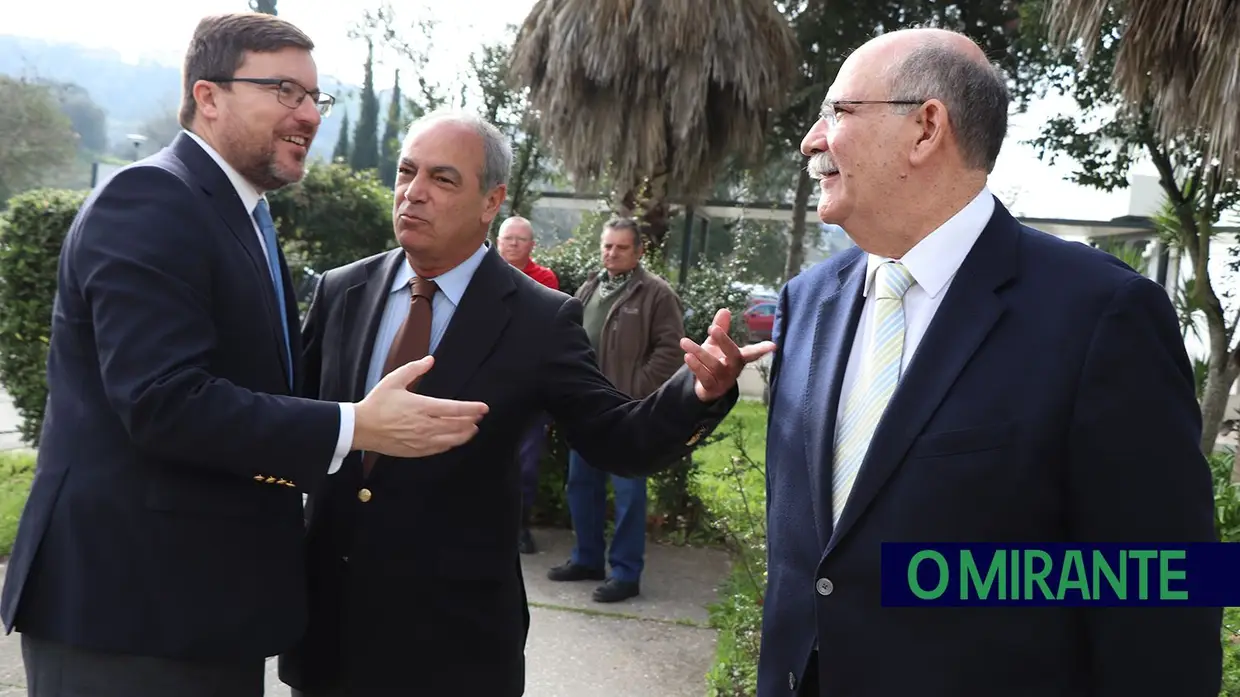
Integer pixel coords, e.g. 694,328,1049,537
0,188,87,446
0,451,36,556
268,162,395,297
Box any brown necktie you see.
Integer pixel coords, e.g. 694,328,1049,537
362,275,438,477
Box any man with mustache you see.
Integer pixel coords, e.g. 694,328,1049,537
278,110,773,696
0,13,487,697
760,27,1220,696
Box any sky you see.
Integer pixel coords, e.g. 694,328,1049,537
0,0,1185,222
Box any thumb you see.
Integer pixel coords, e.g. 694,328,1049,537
378,355,434,390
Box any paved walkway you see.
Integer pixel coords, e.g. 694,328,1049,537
0,529,731,696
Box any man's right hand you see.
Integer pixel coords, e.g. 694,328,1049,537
351,356,489,458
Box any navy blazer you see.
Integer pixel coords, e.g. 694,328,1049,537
760,200,1221,697
279,247,736,695
0,133,342,661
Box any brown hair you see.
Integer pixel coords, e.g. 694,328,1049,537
178,13,315,129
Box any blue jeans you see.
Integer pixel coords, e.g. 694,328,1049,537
566,449,647,583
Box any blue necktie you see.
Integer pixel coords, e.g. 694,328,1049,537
252,199,292,386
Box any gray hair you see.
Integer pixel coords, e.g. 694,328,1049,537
885,42,1010,173
402,110,513,192
603,217,643,249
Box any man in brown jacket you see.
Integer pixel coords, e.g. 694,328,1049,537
547,217,685,602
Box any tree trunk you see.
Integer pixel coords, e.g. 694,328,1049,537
1199,314,1238,453
616,171,672,254
783,162,813,283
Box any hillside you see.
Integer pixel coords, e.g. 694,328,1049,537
0,34,368,163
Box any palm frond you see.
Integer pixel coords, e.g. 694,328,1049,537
508,0,801,201
1046,0,1240,173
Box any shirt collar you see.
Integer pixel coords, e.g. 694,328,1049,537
182,129,265,216
390,243,490,308
862,187,995,299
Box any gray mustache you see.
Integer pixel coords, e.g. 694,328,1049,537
807,152,837,180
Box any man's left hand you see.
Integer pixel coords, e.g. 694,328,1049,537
680,308,777,402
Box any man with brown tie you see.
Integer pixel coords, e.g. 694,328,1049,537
280,110,774,696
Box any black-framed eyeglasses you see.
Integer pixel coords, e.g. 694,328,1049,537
207,77,335,117
820,99,924,128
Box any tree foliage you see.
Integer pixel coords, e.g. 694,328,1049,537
508,0,802,251
47,81,108,154
379,70,404,187
249,0,277,15
1022,0,1240,455
267,162,394,282
349,39,381,173
0,77,77,203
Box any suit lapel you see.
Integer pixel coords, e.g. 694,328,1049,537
342,250,407,402
414,248,515,400
802,249,868,550
826,204,1019,553
170,133,292,389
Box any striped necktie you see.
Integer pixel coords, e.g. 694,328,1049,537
252,199,292,387
831,260,916,526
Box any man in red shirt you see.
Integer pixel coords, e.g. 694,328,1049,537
497,216,559,553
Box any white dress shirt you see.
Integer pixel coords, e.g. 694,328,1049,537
835,187,995,422
182,130,353,475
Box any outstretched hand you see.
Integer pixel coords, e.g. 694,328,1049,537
680,308,776,402
353,356,490,458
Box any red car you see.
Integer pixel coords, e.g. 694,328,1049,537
744,301,776,342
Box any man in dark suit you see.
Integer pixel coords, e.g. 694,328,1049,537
1,14,487,697
277,110,772,696
760,27,1221,697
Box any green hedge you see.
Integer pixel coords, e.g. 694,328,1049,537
267,161,394,287
0,189,87,446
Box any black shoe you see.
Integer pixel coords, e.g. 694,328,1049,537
592,578,640,603
518,527,537,555
547,560,605,582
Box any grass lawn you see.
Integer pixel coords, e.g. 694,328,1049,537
0,450,34,558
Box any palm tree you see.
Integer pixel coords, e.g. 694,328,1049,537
1044,0,1240,174
508,0,800,250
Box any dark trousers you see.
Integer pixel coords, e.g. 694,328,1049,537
516,414,549,521
20,633,264,697
566,449,647,583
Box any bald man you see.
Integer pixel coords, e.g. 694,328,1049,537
760,28,1220,697
497,215,558,552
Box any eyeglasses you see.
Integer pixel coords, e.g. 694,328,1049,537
819,99,924,128
207,77,335,117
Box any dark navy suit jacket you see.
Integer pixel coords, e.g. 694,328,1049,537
760,199,1221,696
0,133,342,661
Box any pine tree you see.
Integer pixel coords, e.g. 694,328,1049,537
333,109,351,164
349,39,380,172
379,70,403,187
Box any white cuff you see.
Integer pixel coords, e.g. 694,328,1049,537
329,403,355,475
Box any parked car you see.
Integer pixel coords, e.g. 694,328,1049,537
743,301,776,342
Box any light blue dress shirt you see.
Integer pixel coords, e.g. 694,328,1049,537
363,243,490,394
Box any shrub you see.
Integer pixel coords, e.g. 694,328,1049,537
0,188,87,446
267,162,394,301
